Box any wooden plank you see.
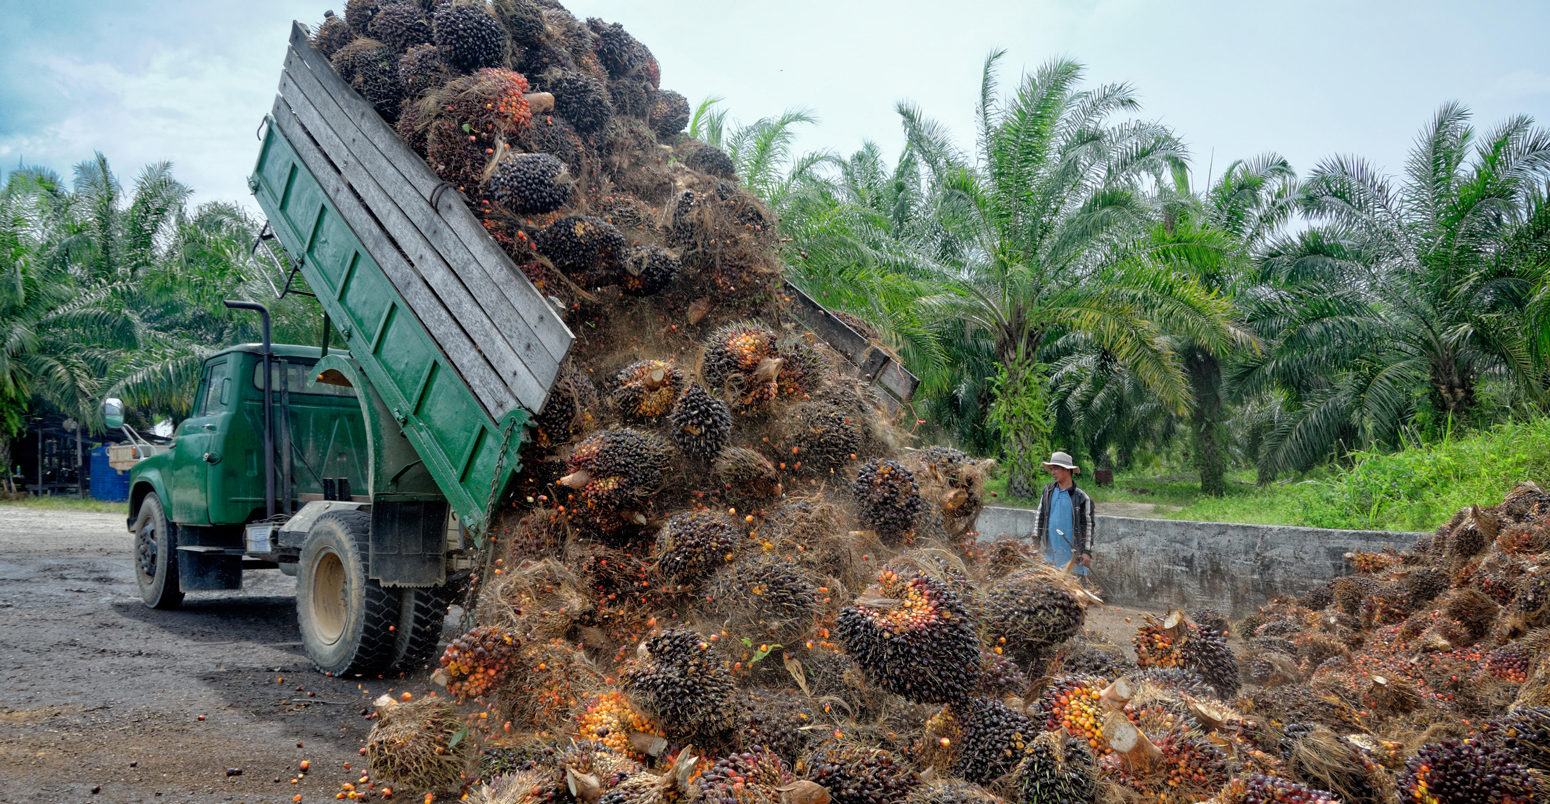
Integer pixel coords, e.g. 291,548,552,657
268,98,517,419
278,68,551,411
278,53,559,389
782,281,920,402
285,23,572,366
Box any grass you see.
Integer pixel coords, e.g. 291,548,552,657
982,416,1550,532
0,495,126,514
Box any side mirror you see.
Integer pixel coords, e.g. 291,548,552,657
103,398,125,430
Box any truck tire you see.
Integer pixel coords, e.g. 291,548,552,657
132,493,183,610
391,587,451,673
297,511,398,676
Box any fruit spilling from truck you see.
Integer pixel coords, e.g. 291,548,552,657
103,0,1550,801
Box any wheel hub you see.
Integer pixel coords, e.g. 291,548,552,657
136,525,157,577
309,550,348,646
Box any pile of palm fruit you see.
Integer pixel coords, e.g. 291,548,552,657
305,2,1550,801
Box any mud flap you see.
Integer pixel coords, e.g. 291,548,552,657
369,500,448,587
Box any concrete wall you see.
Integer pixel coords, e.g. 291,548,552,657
975,506,1424,615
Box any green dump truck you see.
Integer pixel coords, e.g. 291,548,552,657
111,23,918,679
110,24,575,678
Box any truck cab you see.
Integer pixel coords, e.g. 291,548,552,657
121,340,459,677
129,344,366,534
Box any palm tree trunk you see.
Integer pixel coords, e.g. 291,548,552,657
1186,349,1227,497
993,358,1051,500
0,436,12,494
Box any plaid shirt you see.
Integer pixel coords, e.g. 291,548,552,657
1034,481,1096,555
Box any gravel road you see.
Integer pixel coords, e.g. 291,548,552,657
0,505,443,803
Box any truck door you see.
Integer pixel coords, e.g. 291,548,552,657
170,357,233,524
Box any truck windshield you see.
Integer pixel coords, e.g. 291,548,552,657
254,360,355,398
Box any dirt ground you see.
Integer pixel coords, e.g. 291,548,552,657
0,505,1156,803
0,505,451,804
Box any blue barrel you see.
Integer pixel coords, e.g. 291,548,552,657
90,446,130,502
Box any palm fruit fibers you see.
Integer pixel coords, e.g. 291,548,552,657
835,568,980,703
366,694,473,793
623,628,738,742
851,458,923,541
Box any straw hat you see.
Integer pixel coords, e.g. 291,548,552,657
1041,451,1080,474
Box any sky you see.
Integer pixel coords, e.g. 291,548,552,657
3,0,1548,211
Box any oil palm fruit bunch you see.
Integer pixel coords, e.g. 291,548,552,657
694,746,796,804
488,152,572,214
438,625,519,699
705,555,820,641
433,0,506,71
366,694,474,793
623,629,738,742
611,360,685,423
543,70,613,134
524,114,587,174
851,459,922,541
1180,620,1240,698
1031,675,1111,755
1133,667,1217,698
1108,730,1230,803
800,741,919,804
649,90,690,139
312,12,356,57
472,770,562,804
439,68,533,148
620,246,680,296
653,510,737,587
977,649,1031,697
536,215,626,284
1398,739,1539,804
1280,726,1394,804
573,691,664,760
561,740,644,797
782,402,861,476
701,324,782,413
1010,730,1099,804
739,689,818,766
943,696,1035,785
668,384,731,463
1057,646,1137,680
1480,707,1550,773
492,0,544,46
399,43,450,97
587,18,656,84
774,339,826,398
835,568,980,704
600,749,698,804
332,38,403,119
367,2,432,51
712,447,782,502
560,427,674,531
981,568,1088,667
685,143,737,180
909,446,984,533
1134,611,1185,669
1212,775,1337,804
344,0,384,34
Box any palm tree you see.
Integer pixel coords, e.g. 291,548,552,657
902,53,1234,496
1144,156,1297,494
1239,105,1550,477
0,167,138,485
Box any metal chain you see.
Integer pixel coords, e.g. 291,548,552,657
463,416,519,628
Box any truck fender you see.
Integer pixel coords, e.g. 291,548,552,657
279,500,371,550
127,472,173,532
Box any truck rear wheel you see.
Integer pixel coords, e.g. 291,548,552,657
391,587,451,673
297,511,398,676
133,493,183,610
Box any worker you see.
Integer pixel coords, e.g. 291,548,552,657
1034,451,1095,577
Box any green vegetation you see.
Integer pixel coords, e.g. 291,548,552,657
987,417,1550,531
706,55,1550,506
0,495,125,514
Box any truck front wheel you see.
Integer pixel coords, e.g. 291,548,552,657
132,493,183,610
297,511,398,676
